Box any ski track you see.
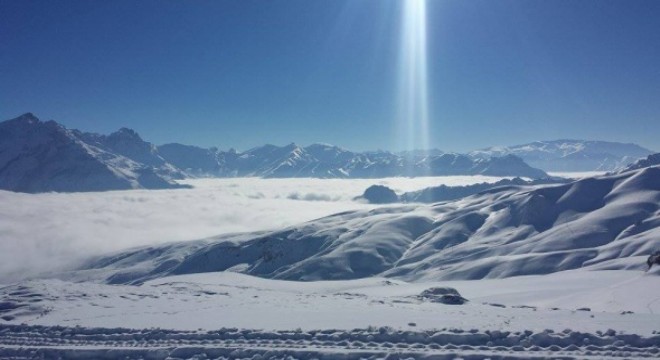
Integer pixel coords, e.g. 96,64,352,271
1,324,659,360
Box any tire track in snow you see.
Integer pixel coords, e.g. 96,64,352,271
1,324,659,359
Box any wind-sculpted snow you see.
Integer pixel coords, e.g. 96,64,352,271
74,166,660,284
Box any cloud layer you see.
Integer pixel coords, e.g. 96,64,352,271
0,176,506,282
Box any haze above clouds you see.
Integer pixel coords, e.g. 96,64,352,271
0,176,506,282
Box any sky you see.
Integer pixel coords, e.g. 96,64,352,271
1,0,659,152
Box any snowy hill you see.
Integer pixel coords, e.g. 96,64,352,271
471,139,655,172
71,165,660,284
158,143,549,179
0,113,185,192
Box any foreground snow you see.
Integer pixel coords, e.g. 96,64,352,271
1,324,659,360
2,168,659,358
1,270,659,359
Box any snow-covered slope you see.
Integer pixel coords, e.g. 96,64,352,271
0,113,183,192
471,140,655,172
77,127,184,180
70,165,660,284
157,143,226,175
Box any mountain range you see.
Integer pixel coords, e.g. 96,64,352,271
0,113,656,193
471,140,655,172
0,113,186,192
159,141,548,179
0,113,548,192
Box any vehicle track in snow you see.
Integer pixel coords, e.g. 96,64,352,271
1,324,659,359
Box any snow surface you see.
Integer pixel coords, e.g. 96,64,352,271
1,168,660,359
1,270,659,359
4,270,654,333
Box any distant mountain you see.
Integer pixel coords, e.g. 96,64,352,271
0,113,552,192
76,127,185,180
619,153,660,173
471,140,655,172
74,164,660,284
157,143,549,179
356,177,570,204
154,143,224,175
0,113,185,193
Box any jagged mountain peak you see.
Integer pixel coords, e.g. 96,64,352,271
619,153,660,173
4,113,45,128
0,114,185,192
1,113,68,138
305,143,346,151
108,127,144,142
13,112,40,123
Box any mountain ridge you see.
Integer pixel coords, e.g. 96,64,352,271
471,139,655,172
155,142,549,179
2,113,654,192
0,114,186,192
0,114,551,192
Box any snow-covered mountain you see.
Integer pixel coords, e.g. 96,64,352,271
471,140,655,172
157,142,549,179
357,177,569,204
0,113,185,192
0,113,551,192
619,152,660,173
71,163,660,284
157,143,226,175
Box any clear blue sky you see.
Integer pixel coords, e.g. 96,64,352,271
1,0,659,152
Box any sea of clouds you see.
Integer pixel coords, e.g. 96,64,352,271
0,176,507,282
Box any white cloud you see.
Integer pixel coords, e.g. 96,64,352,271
0,176,506,282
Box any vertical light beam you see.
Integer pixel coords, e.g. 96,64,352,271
398,0,430,171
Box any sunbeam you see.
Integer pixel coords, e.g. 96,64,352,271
398,0,430,167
